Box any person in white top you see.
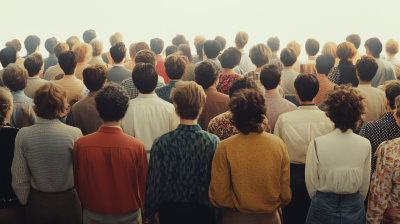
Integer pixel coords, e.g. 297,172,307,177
44,42,69,81
287,41,303,73
280,47,299,96
72,43,92,80
346,34,365,65
88,39,111,69
305,85,371,223
23,53,48,99
235,31,256,73
122,63,179,159
274,73,334,224
385,38,400,78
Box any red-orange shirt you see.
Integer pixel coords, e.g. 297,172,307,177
156,55,169,84
73,126,148,214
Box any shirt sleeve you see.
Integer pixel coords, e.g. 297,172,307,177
360,143,371,200
72,140,80,192
305,139,319,199
273,116,283,138
279,143,292,208
11,132,31,205
328,67,340,84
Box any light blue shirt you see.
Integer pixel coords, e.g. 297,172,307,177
10,90,37,128
371,57,396,87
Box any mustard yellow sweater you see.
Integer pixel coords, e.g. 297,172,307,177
209,132,291,213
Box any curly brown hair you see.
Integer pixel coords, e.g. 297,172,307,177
34,82,69,119
164,53,187,80
134,49,156,66
5,39,22,52
325,85,366,132
230,89,268,135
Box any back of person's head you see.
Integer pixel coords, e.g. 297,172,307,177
321,41,337,58
294,73,319,102
130,42,150,59
219,47,241,69
150,38,164,55
337,42,357,61
195,61,220,90
95,83,129,122
194,35,206,48
66,36,80,51
280,47,297,67
249,44,272,67
58,51,78,75
171,81,206,120
196,40,205,59
316,53,335,76
164,54,187,80
178,44,192,62
89,39,103,56
346,34,361,49
0,47,17,68
305,38,320,56
365,38,382,58
165,45,178,57
172,35,189,47
45,37,57,54
110,42,126,63
0,87,13,124
82,65,107,92
235,31,249,49
3,64,28,91
34,82,69,119
110,32,123,47
386,39,399,55
228,76,259,98
72,43,93,63
24,53,43,77
203,40,221,59
267,36,280,52
5,39,22,52
395,95,400,120
385,81,400,110
214,36,227,50
356,55,378,82
53,42,69,58
132,63,158,94
260,64,281,90
24,35,41,54
286,41,301,57
83,29,96,43
134,49,156,66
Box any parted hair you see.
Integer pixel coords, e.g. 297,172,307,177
228,76,259,98
72,43,93,63
286,41,301,57
386,39,399,55
0,47,17,68
172,35,189,46
235,31,249,49
95,83,130,122
305,38,320,56
110,42,126,63
24,53,44,77
337,42,357,61
385,81,400,110
249,44,272,67
178,44,192,62
45,37,57,54
34,82,69,119
220,47,241,69
3,64,28,91
132,63,158,94
0,87,13,125
82,65,107,92
5,39,22,52
321,41,338,58
110,32,123,47
325,85,366,132
170,81,206,120
267,36,280,52
230,89,268,135
260,64,281,90
195,61,220,90
134,49,156,66
24,35,41,54
54,42,70,58
66,36,80,52
356,56,378,82
280,47,297,67
164,53,187,80
89,39,103,56
346,34,361,49
150,38,164,55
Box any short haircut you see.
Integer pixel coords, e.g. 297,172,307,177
110,32,123,47
110,42,126,63
386,39,399,55
267,36,280,52
134,49,156,66
165,45,178,57
294,73,319,102
5,39,22,52
386,81,400,110
59,51,78,75
228,76,259,98
395,95,400,119
24,53,43,77
150,38,164,55
83,29,96,43
316,54,335,76
219,47,241,69
66,36,80,52
260,64,281,90
203,40,221,59
172,35,189,46
53,42,70,58
286,41,301,57
0,87,13,124
24,35,41,54
178,44,192,62
164,54,187,80
82,65,107,91
305,38,320,56
95,83,130,122
325,85,366,132
45,37,57,54
3,64,28,91
34,82,69,119
89,39,103,56
132,63,158,94
214,36,227,50
346,34,361,49
194,35,206,48
130,42,150,58
280,47,297,67
230,89,268,135
129,43,137,58
321,41,337,58
196,40,206,60
0,47,17,68
356,55,378,82
365,38,382,58
235,31,249,49
170,81,206,120
72,42,92,63
249,44,272,67
195,61,220,90
337,42,357,60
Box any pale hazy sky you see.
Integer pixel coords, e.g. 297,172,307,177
2,0,400,68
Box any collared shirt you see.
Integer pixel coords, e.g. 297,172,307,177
144,124,219,220
43,55,58,74
359,112,400,173
270,54,283,71
328,59,358,87
156,55,169,84
75,64,90,81
315,74,336,106
274,105,334,164
207,111,239,141
357,84,386,122
387,56,400,78
43,63,64,81
55,74,86,104
10,90,37,128
281,68,299,95
265,92,297,133
238,49,256,73
25,77,48,99
199,87,230,131
217,74,242,95
73,126,148,214
121,77,165,99
121,93,180,158
107,64,132,84
371,57,396,87
88,56,108,68
300,56,317,74
155,80,178,103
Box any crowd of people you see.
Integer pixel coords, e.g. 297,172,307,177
1,30,400,224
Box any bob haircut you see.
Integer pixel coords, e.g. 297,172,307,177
53,42,70,58
178,44,192,62
134,49,156,66
66,36,80,52
170,81,206,120
286,41,301,57
3,64,28,91
24,53,44,77
235,31,249,49
219,47,241,69
24,35,41,54
280,47,297,67
83,29,96,43
365,37,382,58
214,36,227,50
346,34,361,49
34,82,69,119
5,39,22,52
249,44,272,67
386,39,399,55
164,53,187,80
321,41,338,58
89,39,103,56
0,47,17,68
45,37,58,54
132,63,158,94
110,32,123,47
172,34,189,46
194,35,206,48
72,43,93,63
150,38,164,55
336,42,357,61
305,38,320,56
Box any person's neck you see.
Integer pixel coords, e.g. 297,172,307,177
359,80,371,85
236,46,244,51
317,72,328,77
300,101,314,105
388,53,396,57
265,87,279,94
255,66,264,71
283,66,293,70
180,118,197,125
32,74,40,78
114,61,124,65
272,51,278,54
77,62,87,66
222,68,236,74
102,120,121,127
49,53,55,56
169,79,181,82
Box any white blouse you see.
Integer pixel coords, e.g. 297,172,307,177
305,128,371,200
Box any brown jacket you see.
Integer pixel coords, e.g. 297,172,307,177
199,87,229,131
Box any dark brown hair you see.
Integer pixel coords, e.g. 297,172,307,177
164,54,187,80
34,82,69,119
220,47,241,69
356,55,378,82
54,42,70,58
305,38,320,56
172,35,189,46
249,44,272,67
3,64,28,91
178,44,192,62
235,31,249,49
24,53,44,77
82,65,107,91
170,81,206,120
0,87,12,125
5,39,22,52
134,49,156,66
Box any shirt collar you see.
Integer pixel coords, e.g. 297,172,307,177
138,93,158,98
98,125,123,133
334,128,353,134
387,56,396,60
60,74,78,80
10,89,25,95
113,64,125,67
91,56,102,59
357,84,372,88
308,56,317,60
28,77,41,80
264,92,281,98
282,68,294,72
37,118,63,124
177,124,202,131
101,125,122,130
298,105,319,110
168,80,179,87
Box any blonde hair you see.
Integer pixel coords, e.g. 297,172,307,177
322,41,338,58
194,35,206,48
110,32,123,47
0,87,13,124
170,81,206,120
89,39,103,56
66,36,80,51
72,43,93,63
287,41,301,57
386,39,399,55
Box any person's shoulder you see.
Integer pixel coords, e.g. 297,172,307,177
377,138,400,154
62,122,83,136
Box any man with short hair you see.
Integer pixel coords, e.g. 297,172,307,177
150,38,168,84
260,64,297,132
280,47,299,96
267,36,283,70
67,65,107,135
43,37,58,74
195,61,229,131
235,31,256,73
73,83,148,224
300,38,320,74
365,37,396,87
24,53,48,98
0,47,17,86
314,54,336,105
44,42,70,81
274,73,334,224
347,34,364,65
83,29,96,43
385,38,400,77
122,63,179,159
22,35,40,59
215,36,226,54
107,42,131,83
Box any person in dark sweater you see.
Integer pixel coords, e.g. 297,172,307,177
328,42,359,87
